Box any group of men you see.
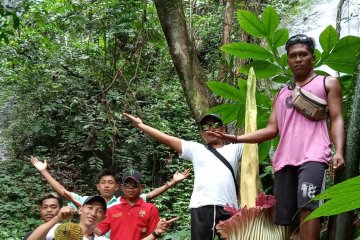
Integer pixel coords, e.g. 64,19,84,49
25,34,344,240
26,158,189,239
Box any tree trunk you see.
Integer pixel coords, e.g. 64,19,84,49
217,0,234,82
153,0,213,121
335,0,346,35
327,50,360,240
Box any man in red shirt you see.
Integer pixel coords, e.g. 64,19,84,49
95,170,163,240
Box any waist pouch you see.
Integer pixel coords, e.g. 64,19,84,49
292,86,328,120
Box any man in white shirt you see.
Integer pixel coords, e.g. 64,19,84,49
124,113,243,240
27,195,107,240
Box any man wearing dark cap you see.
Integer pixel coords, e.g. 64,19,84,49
28,195,107,240
123,113,243,240
95,170,164,240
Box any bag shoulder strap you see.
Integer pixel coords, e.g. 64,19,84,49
204,144,239,196
323,76,328,95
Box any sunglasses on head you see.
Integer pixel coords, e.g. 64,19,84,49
286,34,310,44
123,181,140,189
200,122,223,131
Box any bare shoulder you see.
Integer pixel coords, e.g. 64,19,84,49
325,75,341,92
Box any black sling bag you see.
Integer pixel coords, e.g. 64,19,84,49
205,144,239,196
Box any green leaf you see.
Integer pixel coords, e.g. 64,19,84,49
206,81,244,102
220,42,273,60
314,70,331,76
209,103,244,124
314,49,323,67
258,140,271,163
256,91,272,109
239,60,283,78
319,25,339,54
338,75,353,96
236,106,246,129
237,10,266,37
272,75,289,83
237,78,247,96
262,6,279,36
306,176,360,221
272,29,289,48
280,53,288,68
323,36,360,74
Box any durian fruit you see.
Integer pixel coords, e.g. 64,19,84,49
54,222,83,240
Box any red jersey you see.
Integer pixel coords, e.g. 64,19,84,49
97,197,160,240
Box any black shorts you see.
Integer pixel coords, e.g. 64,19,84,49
190,205,232,240
273,161,327,226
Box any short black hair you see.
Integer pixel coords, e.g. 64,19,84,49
285,34,315,54
97,168,117,182
39,192,63,207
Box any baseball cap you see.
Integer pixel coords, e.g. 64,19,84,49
199,113,223,125
83,195,107,212
122,169,143,183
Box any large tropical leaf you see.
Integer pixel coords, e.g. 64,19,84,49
237,10,266,37
305,176,360,221
272,29,289,48
272,75,290,84
208,103,244,124
239,60,283,78
338,75,353,96
319,25,339,54
323,36,360,74
262,6,279,37
258,140,271,163
206,81,244,102
220,42,273,60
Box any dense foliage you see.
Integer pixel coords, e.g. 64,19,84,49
0,0,358,239
0,0,236,239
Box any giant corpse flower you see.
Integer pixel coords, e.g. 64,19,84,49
216,68,288,240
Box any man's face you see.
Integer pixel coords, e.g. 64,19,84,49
287,43,315,77
96,175,118,199
121,178,143,201
40,198,61,222
200,119,225,144
79,202,105,228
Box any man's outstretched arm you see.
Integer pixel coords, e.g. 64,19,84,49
208,102,279,143
28,206,74,240
123,113,182,153
30,156,68,199
146,169,190,201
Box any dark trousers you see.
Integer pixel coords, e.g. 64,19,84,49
190,205,232,240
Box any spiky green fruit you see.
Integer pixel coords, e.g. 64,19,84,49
54,222,83,240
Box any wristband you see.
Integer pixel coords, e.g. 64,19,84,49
152,230,162,238
165,182,170,188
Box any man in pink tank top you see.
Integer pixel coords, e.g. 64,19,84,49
210,34,345,240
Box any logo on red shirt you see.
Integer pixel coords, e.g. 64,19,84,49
112,212,123,218
139,210,146,217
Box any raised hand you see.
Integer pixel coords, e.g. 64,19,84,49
207,130,237,142
173,169,190,183
123,113,143,126
58,206,75,220
31,156,48,172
